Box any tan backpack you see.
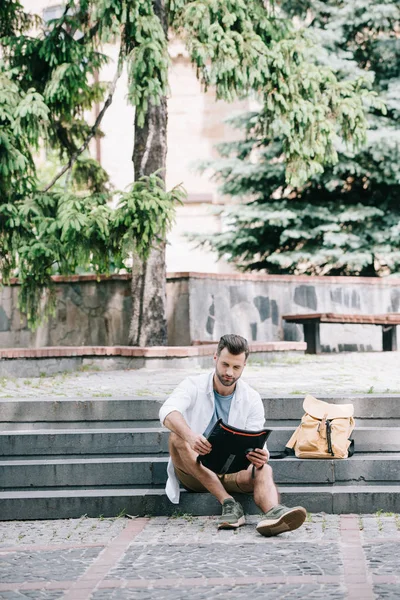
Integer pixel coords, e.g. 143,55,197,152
285,395,355,459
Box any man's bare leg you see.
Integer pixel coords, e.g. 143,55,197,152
236,464,306,536
169,433,233,504
236,464,280,512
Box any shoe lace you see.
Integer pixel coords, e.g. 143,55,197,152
222,501,236,516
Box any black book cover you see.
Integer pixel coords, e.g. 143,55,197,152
198,419,271,474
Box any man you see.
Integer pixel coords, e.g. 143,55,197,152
159,334,306,536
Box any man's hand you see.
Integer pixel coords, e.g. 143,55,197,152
246,448,268,468
163,411,211,455
188,433,212,455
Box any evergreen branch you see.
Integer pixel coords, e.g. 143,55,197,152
41,48,124,193
62,1,74,18
77,19,101,45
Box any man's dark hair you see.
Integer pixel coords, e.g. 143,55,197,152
216,334,249,359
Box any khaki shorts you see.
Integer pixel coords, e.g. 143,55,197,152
175,466,248,494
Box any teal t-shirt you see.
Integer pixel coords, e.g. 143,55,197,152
203,390,235,438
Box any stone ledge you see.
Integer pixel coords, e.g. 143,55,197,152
6,273,132,285
0,342,306,360
167,272,400,285
3,272,400,286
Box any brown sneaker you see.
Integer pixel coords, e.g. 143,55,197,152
256,504,307,537
217,498,245,529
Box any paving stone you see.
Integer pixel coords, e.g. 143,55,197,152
1,353,400,398
0,547,103,583
0,592,65,600
363,542,400,575
130,514,341,545
106,542,343,580
0,514,395,600
373,585,400,599
91,583,347,600
0,518,126,548
359,515,400,539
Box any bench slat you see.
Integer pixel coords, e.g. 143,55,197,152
282,313,400,325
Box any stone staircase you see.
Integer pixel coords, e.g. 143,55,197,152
1,394,400,520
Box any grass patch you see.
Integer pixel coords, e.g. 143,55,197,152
134,388,153,397
376,509,384,531
170,511,194,522
78,364,101,373
321,514,327,531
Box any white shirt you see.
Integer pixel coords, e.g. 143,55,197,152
159,372,267,504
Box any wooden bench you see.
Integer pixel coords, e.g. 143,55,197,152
282,313,400,354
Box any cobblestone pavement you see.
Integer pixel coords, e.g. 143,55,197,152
1,513,400,599
0,352,399,398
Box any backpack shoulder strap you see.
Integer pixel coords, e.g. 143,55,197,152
269,447,295,459
268,425,300,459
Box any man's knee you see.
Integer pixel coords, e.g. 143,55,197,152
169,433,197,469
262,463,273,476
255,463,274,480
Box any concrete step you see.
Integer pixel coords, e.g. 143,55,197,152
263,395,400,422
1,420,161,430
2,395,400,424
2,454,400,488
1,484,400,520
2,426,400,456
0,428,170,456
0,398,163,423
270,427,400,453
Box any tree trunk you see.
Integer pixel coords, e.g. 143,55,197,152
129,239,168,347
130,0,168,346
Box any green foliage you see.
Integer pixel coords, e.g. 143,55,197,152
0,68,48,198
113,174,184,255
196,0,400,276
0,0,382,329
2,174,183,327
170,0,379,186
93,0,169,126
0,0,180,327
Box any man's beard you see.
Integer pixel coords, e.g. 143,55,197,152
215,368,239,388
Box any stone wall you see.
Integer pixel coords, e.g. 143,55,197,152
167,272,400,352
1,273,399,351
0,275,132,349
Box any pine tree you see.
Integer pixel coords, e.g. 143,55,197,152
198,0,400,277
0,1,378,336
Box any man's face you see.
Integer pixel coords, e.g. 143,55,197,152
214,348,247,388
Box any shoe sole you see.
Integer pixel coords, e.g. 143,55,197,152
256,507,307,537
218,515,246,530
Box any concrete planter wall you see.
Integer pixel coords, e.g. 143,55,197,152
1,272,399,352
167,272,400,353
0,275,132,349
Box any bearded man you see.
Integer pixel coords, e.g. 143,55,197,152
159,334,306,536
